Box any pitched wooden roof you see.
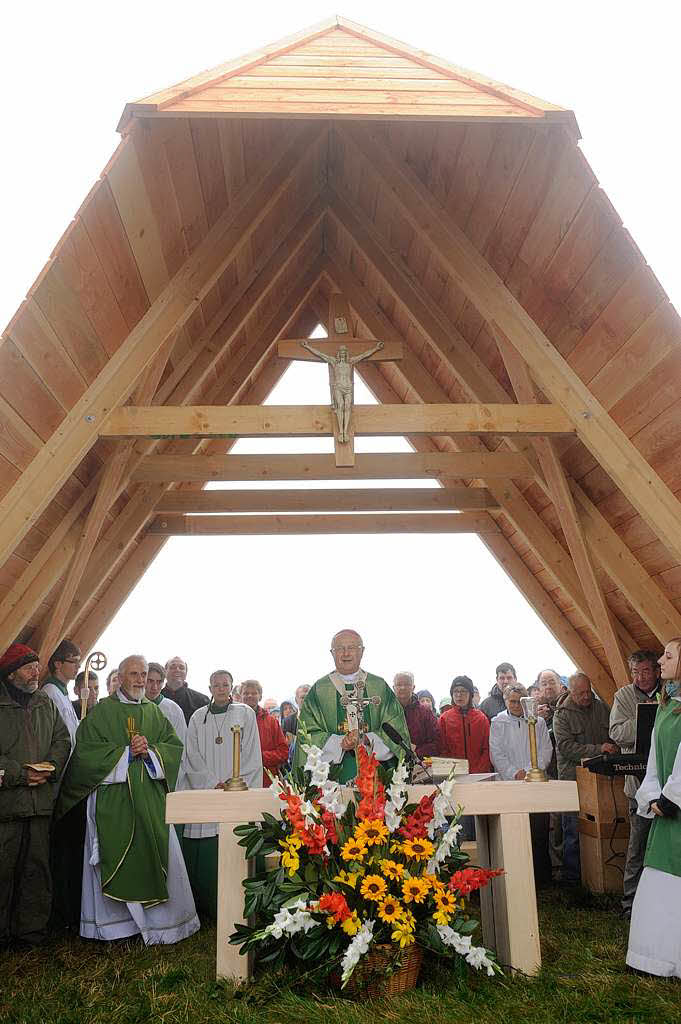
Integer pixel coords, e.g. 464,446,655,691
118,18,578,133
1,18,680,701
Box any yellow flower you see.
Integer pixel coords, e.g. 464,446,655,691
341,838,368,862
342,912,362,936
401,908,416,931
389,841,402,854
378,896,403,924
333,869,363,889
391,923,416,948
285,834,302,851
434,891,457,914
360,874,388,902
280,850,300,876
355,820,389,847
400,838,435,861
379,859,405,881
401,877,429,904
433,907,452,926
422,873,445,895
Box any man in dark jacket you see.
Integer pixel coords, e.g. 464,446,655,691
392,672,439,758
0,643,70,947
554,672,617,883
480,662,517,720
161,655,209,725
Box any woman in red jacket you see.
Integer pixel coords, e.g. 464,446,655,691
439,676,492,773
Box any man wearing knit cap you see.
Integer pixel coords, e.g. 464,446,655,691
0,643,70,947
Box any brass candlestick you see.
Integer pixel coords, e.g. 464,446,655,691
520,697,549,782
225,724,248,792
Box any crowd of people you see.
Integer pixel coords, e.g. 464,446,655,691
1,631,679,980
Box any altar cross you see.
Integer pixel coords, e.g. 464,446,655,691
339,675,381,752
278,292,403,466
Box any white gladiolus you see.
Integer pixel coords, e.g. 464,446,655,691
340,920,375,984
384,761,409,833
426,818,462,872
319,780,350,817
265,904,316,940
436,926,495,975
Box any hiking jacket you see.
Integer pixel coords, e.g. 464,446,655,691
480,684,505,721
0,682,70,820
553,692,613,780
439,706,492,773
489,709,552,780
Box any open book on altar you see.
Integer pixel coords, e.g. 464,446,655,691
424,757,469,777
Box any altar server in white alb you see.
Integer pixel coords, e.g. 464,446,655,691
56,654,200,945
181,669,262,918
42,639,82,750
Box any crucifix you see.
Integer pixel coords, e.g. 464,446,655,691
337,672,381,755
277,292,403,466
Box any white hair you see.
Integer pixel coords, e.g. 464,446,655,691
118,654,148,676
393,671,414,686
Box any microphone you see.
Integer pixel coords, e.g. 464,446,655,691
382,723,434,783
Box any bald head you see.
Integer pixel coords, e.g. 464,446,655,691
331,629,364,675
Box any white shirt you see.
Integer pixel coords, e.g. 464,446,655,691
489,709,553,780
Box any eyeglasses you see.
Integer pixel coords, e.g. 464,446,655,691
331,645,363,654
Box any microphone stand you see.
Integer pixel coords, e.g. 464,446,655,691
382,724,435,785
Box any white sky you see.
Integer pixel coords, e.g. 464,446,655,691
2,1,680,701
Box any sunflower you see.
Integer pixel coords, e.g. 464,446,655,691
342,912,362,936
423,873,445,895
341,837,368,863
400,837,435,861
333,868,363,889
391,922,416,948
434,890,458,914
354,819,389,847
433,907,452,926
379,859,405,881
360,874,388,902
401,877,429,904
378,896,403,924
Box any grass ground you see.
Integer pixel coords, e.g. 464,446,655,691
1,887,677,1024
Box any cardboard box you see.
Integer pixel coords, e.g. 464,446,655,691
577,815,630,893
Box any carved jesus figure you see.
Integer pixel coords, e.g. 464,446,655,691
301,340,384,442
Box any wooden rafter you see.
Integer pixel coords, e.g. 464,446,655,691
337,122,681,567
0,121,325,571
326,185,681,643
493,328,629,694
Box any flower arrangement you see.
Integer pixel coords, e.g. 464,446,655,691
230,744,502,988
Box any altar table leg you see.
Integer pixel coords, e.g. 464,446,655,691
475,812,541,975
216,823,252,981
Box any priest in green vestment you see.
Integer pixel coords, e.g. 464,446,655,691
293,629,409,782
57,655,199,944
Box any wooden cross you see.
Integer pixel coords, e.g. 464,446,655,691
278,292,402,465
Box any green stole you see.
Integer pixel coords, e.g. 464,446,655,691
56,693,183,905
644,700,681,877
43,674,68,696
293,672,410,782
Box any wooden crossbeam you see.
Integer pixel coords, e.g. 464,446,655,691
155,487,499,513
0,121,325,572
131,451,532,483
339,122,681,566
148,512,499,536
102,403,574,439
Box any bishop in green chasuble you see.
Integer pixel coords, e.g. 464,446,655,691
293,629,409,782
57,655,199,945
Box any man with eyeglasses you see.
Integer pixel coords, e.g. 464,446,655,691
609,650,662,917
42,639,82,750
292,629,409,782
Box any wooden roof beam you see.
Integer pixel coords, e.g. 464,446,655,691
327,164,681,644
338,121,681,568
155,487,499,513
0,121,325,572
149,513,499,536
493,327,628,694
323,252,624,651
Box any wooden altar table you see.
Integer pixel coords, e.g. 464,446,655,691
166,780,578,979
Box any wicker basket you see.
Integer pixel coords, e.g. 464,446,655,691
342,943,423,999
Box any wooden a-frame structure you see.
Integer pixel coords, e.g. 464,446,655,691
2,16,681,702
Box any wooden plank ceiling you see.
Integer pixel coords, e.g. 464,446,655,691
1,17,680,701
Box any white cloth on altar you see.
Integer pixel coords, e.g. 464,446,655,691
80,690,199,945
43,682,79,750
489,710,552,780
320,670,392,764
626,717,681,977
181,702,262,838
